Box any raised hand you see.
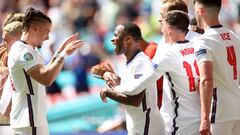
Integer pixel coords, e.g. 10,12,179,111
63,39,84,56
57,33,79,53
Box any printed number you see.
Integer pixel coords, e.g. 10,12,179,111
183,60,199,92
226,46,237,80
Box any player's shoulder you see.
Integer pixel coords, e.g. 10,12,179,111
186,30,202,41
134,52,151,65
11,41,34,52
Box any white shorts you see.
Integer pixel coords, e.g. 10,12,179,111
12,126,49,135
211,120,240,135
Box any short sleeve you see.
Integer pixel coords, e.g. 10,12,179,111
17,49,41,71
194,39,213,64
152,45,174,73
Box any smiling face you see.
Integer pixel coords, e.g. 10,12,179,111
111,25,127,55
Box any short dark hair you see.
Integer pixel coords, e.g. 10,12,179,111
23,7,52,32
122,22,142,40
190,17,197,26
165,0,188,13
194,0,222,11
163,10,189,32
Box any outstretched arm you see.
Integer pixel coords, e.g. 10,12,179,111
47,33,79,65
27,34,84,86
114,65,162,95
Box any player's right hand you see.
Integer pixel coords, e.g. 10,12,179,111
199,119,212,135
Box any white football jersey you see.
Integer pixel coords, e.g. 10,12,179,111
8,41,48,128
154,30,201,66
119,51,164,135
116,41,201,135
185,30,202,41
157,30,201,47
155,41,200,134
194,25,240,123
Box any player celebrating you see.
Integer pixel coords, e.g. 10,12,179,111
99,22,165,135
113,10,201,135
194,0,240,134
8,7,84,135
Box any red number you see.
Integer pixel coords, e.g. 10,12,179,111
226,46,237,80
183,60,199,92
194,60,200,76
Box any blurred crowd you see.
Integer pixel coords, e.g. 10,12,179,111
1,0,240,133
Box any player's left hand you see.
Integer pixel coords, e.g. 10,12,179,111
91,62,115,78
100,88,108,102
103,72,120,88
64,40,84,56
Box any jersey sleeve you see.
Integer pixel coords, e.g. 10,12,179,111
115,65,162,95
115,47,172,95
152,45,174,73
194,39,213,64
17,48,41,71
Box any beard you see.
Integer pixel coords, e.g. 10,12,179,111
114,39,125,55
114,45,124,55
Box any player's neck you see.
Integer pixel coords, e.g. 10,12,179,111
138,40,149,52
203,16,220,30
170,33,186,45
20,32,35,48
125,47,141,62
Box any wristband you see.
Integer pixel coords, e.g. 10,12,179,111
59,49,67,59
53,50,61,59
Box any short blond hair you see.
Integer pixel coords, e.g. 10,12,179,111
163,0,188,13
3,21,23,35
3,13,24,27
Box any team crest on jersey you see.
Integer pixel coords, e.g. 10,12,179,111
195,48,207,60
23,53,33,62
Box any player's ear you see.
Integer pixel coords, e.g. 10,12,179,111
125,36,132,44
167,26,172,34
198,7,205,16
31,23,38,32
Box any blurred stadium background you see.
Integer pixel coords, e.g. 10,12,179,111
0,0,240,135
